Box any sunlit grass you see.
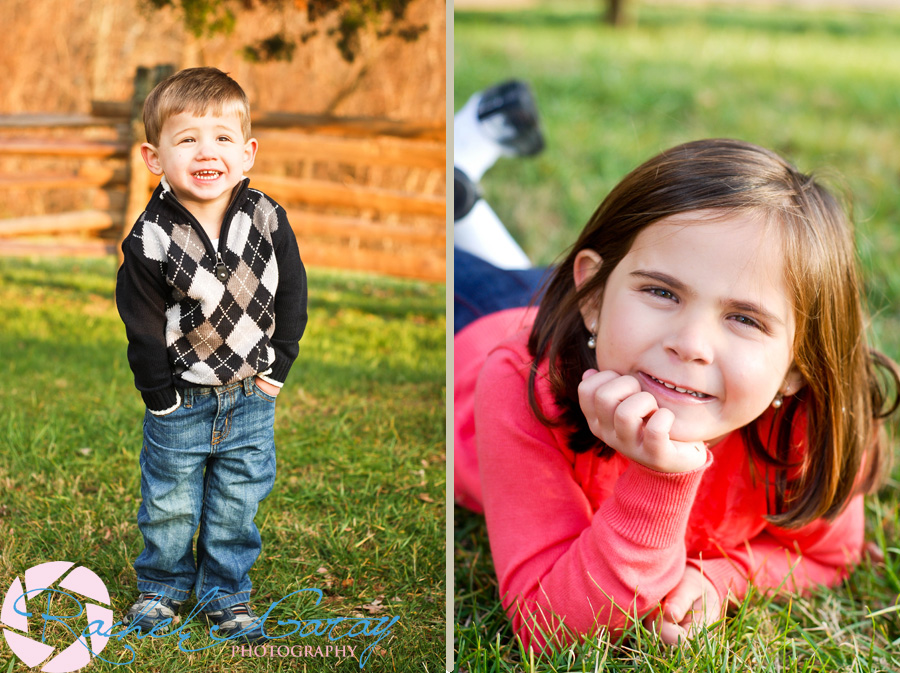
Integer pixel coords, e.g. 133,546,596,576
0,256,446,672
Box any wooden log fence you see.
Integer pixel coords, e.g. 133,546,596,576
0,67,447,282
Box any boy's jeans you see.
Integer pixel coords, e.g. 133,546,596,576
135,377,277,611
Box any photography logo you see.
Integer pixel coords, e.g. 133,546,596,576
1,561,113,672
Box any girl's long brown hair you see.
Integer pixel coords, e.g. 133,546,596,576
527,138,899,528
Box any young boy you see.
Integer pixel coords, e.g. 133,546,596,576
116,67,307,642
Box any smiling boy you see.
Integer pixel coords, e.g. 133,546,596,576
115,67,307,642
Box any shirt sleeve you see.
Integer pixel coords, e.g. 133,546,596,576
475,346,711,652
115,229,179,413
262,206,308,386
686,495,865,602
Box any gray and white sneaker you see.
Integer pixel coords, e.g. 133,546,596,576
203,603,265,643
123,593,183,633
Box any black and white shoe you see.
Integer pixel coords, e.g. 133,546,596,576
204,603,265,643
123,592,183,633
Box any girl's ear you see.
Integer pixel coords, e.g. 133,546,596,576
573,249,603,331
140,143,163,176
782,365,807,398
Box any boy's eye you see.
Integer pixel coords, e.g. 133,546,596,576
218,136,233,142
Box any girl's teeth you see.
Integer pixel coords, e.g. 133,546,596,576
650,375,708,398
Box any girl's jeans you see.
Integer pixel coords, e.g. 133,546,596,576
454,248,549,334
135,377,277,611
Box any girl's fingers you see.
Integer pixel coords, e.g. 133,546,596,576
656,599,713,646
645,408,708,473
613,391,659,449
642,406,675,453
864,541,885,564
577,370,620,417
577,369,622,397
641,608,661,635
590,374,642,421
665,586,721,633
656,618,688,646
662,566,705,624
661,581,697,625
662,599,689,626
578,371,641,444
654,569,723,646
578,372,705,472
683,596,710,639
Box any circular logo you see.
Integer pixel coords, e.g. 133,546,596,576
1,562,113,673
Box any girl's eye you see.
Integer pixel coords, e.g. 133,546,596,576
218,136,232,142
179,138,195,144
731,314,765,332
644,287,677,301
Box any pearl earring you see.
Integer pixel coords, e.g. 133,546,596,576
772,386,791,409
587,322,597,349
772,382,792,409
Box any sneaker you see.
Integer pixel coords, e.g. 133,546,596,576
123,593,183,633
203,603,265,643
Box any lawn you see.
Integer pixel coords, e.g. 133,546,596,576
0,256,446,672
455,2,900,671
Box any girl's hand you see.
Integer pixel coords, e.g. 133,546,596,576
643,566,723,645
577,369,707,473
254,376,281,397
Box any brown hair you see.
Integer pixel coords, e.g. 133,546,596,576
528,138,899,528
143,67,251,146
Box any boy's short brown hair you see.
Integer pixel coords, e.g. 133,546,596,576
143,67,251,146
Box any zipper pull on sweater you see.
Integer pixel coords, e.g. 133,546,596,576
215,252,229,282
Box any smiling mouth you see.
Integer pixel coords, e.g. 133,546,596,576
193,170,222,181
647,374,711,399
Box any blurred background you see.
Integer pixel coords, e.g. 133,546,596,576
1,0,447,281
454,0,900,355
3,0,445,120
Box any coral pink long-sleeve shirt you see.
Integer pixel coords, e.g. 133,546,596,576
455,308,864,652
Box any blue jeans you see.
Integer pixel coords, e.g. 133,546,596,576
135,377,277,611
454,248,550,333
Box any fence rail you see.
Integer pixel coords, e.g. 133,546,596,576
0,72,446,283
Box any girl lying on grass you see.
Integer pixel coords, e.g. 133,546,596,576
454,138,900,651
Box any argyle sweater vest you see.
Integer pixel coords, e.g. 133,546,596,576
117,178,308,413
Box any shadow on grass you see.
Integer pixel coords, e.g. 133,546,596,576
0,256,116,297
310,293,445,323
310,274,445,322
0,257,446,323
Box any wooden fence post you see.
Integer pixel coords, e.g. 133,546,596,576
117,65,174,264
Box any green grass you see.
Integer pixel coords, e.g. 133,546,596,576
0,256,446,672
456,498,900,672
455,2,900,671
